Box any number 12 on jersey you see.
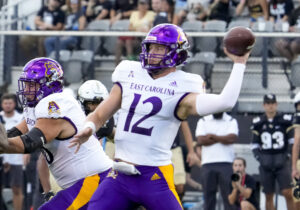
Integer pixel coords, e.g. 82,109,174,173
124,93,162,136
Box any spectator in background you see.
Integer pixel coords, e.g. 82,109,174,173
85,0,111,23
0,93,24,210
174,0,188,14
269,0,294,23
44,0,86,56
291,92,300,208
196,112,238,210
251,94,295,210
151,0,161,13
274,2,300,63
207,0,231,22
171,121,199,199
235,0,268,22
110,0,138,25
181,143,202,191
19,0,65,61
115,0,155,65
153,0,174,26
173,0,207,26
228,157,259,210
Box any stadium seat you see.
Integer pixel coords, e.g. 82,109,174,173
252,21,274,32
291,55,300,87
81,20,110,54
184,52,216,91
111,19,130,31
87,19,110,31
227,20,250,29
49,49,71,61
196,20,226,53
49,50,71,71
251,21,274,56
181,21,203,32
64,50,94,84
102,19,131,56
181,21,203,53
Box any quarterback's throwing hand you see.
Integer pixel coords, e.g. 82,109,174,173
69,127,93,153
0,123,8,153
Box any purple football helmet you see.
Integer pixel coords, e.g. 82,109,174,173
140,23,190,72
17,57,64,107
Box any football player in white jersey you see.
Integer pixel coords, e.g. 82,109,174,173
70,23,251,210
0,58,112,210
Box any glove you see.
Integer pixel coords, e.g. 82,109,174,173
42,191,55,202
112,161,141,175
252,148,261,161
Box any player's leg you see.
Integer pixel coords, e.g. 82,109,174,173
104,141,115,160
139,164,182,210
171,147,186,199
39,170,108,210
10,165,24,210
294,160,300,209
201,164,218,210
217,163,234,210
276,164,295,210
259,166,276,210
88,170,137,210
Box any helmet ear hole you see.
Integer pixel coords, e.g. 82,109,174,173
176,50,188,65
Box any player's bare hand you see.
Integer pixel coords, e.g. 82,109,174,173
0,123,8,153
186,152,200,167
224,47,251,65
3,162,10,173
292,168,300,179
69,128,93,153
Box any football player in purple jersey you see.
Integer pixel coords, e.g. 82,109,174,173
0,58,112,209
70,23,251,210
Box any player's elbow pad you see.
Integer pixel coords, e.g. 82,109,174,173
7,127,22,138
20,128,46,153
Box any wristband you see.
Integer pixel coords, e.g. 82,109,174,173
83,121,96,134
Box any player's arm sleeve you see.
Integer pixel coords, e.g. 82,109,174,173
285,115,294,154
196,63,245,116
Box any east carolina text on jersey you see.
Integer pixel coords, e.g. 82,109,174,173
112,60,205,166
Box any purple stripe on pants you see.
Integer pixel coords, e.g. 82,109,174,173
88,165,182,210
39,170,109,210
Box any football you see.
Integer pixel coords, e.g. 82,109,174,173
223,26,255,56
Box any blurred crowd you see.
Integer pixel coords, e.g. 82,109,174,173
17,0,300,66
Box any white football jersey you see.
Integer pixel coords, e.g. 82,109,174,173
112,60,204,166
23,91,112,189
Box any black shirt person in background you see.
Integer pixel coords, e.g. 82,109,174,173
228,157,259,210
251,93,295,210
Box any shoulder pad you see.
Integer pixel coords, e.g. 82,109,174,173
112,60,141,83
176,71,204,94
